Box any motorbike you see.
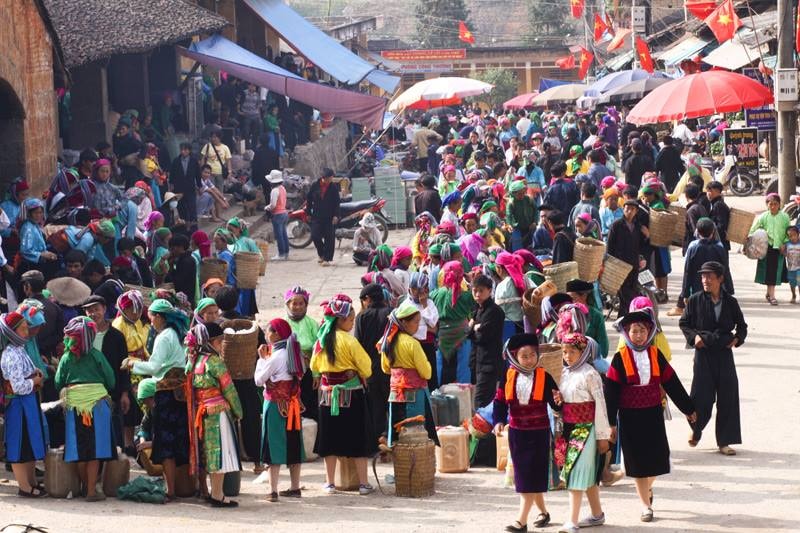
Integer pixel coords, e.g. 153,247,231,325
713,155,758,196
286,197,391,249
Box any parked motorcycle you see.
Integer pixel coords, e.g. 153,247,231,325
286,197,391,249
713,155,757,196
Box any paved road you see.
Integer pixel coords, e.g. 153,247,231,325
1,196,798,532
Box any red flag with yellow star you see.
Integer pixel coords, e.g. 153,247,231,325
635,36,654,73
685,0,717,20
458,21,475,45
570,0,584,19
593,13,610,42
578,47,594,79
556,54,576,70
704,0,742,43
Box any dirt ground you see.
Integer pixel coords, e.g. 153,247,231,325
1,196,799,532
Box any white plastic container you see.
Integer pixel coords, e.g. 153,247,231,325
435,426,469,473
440,383,474,422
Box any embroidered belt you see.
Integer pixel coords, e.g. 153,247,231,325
619,383,662,409
388,368,428,403
319,373,363,416
563,401,595,424
264,379,304,430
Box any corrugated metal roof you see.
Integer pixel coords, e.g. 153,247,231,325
656,35,711,66
605,50,635,71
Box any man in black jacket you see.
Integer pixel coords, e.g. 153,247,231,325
164,234,196,304
704,181,731,250
251,134,281,203
622,138,655,189
607,200,648,317
655,135,685,192
469,275,505,408
306,167,341,265
679,261,746,456
413,175,442,222
682,184,708,255
543,161,580,216
169,143,202,230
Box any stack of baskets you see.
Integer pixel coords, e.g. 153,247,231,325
538,344,563,386
573,238,605,282
234,252,261,289
393,424,435,498
255,239,269,276
199,258,228,286
649,209,680,247
544,261,578,292
220,319,259,380
599,256,633,295
669,205,687,246
728,208,756,245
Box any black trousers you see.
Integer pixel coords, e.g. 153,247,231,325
367,372,390,438
617,270,639,319
474,367,500,410
689,348,742,447
311,218,335,261
233,378,263,463
177,192,198,225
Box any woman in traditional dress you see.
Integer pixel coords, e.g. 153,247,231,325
126,298,190,501
254,318,307,502
226,217,262,316
185,322,243,508
411,211,438,267
0,311,47,498
378,300,438,446
492,333,560,532
368,244,404,302
640,179,672,301
310,294,377,495
558,334,610,533
430,260,474,385
407,273,439,391
212,228,237,287
55,316,116,501
284,286,319,421
19,198,57,279
749,192,791,305
192,297,220,327
149,227,172,285
495,251,532,342
605,309,697,522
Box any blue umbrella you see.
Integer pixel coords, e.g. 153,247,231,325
584,69,670,97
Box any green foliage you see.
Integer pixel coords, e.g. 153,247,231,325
413,0,472,49
469,68,518,108
525,0,579,44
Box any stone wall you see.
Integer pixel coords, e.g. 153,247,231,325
0,0,58,193
290,120,349,179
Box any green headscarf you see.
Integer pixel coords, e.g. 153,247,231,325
479,200,497,215
148,298,190,338
214,227,235,245
137,377,157,403
509,180,526,194
195,297,217,314
429,243,443,257
227,217,249,237
370,244,394,272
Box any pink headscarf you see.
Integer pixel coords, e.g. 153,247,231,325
438,221,457,237
496,251,526,296
191,230,212,259
514,249,544,273
442,261,464,307
144,211,164,231
460,232,485,266
600,176,616,189
390,246,413,268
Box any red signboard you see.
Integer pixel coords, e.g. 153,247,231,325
380,49,467,61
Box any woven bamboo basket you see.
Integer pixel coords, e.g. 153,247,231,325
393,440,436,498
544,261,578,292
538,343,563,387
256,239,269,276
123,283,174,308
669,205,687,246
649,209,679,247
199,258,228,286
234,251,261,289
599,256,633,295
573,238,606,282
220,318,259,379
522,288,542,329
728,208,755,245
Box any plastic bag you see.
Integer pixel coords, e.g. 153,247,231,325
744,228,768,260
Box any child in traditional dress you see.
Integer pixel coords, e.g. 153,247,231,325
606,309,697,522
557,333,610,533
254,318,307,502
0,312,48,498
284,286,319,420
378,300,439,446
185,322,242,508
492,333,560,532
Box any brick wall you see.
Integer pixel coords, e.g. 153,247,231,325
0,0,58,194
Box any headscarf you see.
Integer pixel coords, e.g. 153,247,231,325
408,272,429,302
442,261,464,307
440,242,461,262
540,293,573,328
496,251,526,296
18,299,46,327
515,249,544,274
428,243,443,258
614,306,658,352
214,227,236,245
437,220,457,237
686,153,702,178
116,290,144,322
481,211,502,233
313,294,353,356
92,158,112,176
185,322,214,363
502,333,539,377
152,227,171,249
360,212,378,228
143,210,164,232
377,300,420,360
603,187,620,201
460,232,485,266
193,297,218,326
20,198,45,227
442,190,462,208
479,200,497,215
88,219,116,239
269,318,306,379
555,302,589,342
414,211,438,229
63,316,97,359
135,180,156,210
0,312,28,350
561,332,597,371
7,178,29,203
125,187,146,204
509,180,526,194
227,217,249,237
391,246,413,268
137,377,157,403
369,244,393,272
191,230,212,259
149,298,190,338
284,285,311,304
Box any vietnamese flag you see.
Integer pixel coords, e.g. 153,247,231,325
635,36,655,73
704,0,742,43
556,54,576,70
458,21,475,44
593,13,610,42
578,47,594,79
607,28,631,52
570,0,584,19
685,0,717,20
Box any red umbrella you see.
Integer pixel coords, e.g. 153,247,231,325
503,92,539,110
626,70,773,125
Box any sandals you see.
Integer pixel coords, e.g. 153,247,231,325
18,486,46,498
768,297,779,306
533,512,551,527
504,521,527,533
210,496,239,508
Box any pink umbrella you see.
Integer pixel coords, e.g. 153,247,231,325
503,92,539,110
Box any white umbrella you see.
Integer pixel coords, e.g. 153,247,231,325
389,77,494,112
531,84,587,107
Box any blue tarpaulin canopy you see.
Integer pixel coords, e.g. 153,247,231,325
242,0,400,93
538,78,572,93
179,35,387,130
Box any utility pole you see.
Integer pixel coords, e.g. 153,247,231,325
777,0,797,203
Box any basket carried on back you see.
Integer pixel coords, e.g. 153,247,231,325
220,318,259,379
538,343,563,387
573,238,605,282
543,261,578,292
648,209,679,247
234,251,261,289
599,256,633,295
199,258,228,286
255,239,269,276
728,208,756,245
669,205,687,246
